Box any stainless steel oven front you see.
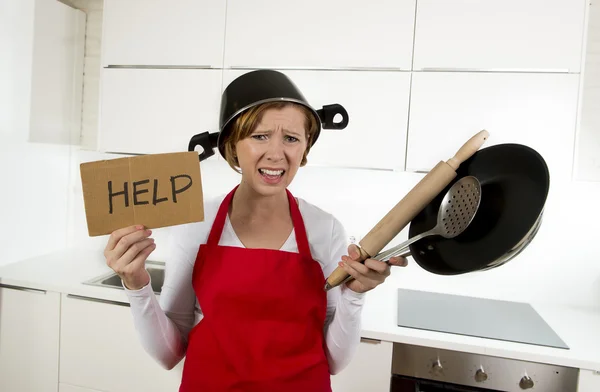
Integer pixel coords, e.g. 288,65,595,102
390,343,579,392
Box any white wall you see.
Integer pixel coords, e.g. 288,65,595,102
2,0,600,314
0,0,72,265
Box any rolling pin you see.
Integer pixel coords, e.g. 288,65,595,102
324,130,490,291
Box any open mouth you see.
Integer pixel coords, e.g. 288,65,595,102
258,168,285,183
259,168,285,176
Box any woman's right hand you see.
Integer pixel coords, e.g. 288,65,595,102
104,225,156,290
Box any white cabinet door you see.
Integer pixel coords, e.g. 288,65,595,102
59,384,103,392
330,338,393,392
224,0,416,70
574,0,600,182
222,69,411,170
101,0,226,67
413,0,587,72
578,370,600,392
0,285,60,392
406,72,580,182
28,0,85,145
59,294,184,392
99,68,222,158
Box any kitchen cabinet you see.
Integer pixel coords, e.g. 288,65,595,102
330,338,393,392
59,384,102,392
222,69,411,170
413,0,587,72
101,0,226,67
574,0,600,182
98,68,222,158
578,369,600,392
223,0,416,70
0,285,60,392
28,0,85,146
59,294,184,392
406,72,581,182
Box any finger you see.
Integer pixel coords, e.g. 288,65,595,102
105,225,144,253
346,244,361,261
388,256,408,267
340,260,380,290
114,238,155,271
364,258,389,274
112,228,153,260
127,241,157,273
339,260,364,282
341,256,371,276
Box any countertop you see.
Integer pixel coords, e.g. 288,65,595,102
1,247,600,372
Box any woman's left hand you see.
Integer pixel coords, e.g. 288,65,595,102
339,244,407,294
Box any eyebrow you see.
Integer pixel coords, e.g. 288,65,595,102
254,128,303,137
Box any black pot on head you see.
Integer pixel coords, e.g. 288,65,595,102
188,69,349,161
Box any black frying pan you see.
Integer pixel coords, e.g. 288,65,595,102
407,143,550,275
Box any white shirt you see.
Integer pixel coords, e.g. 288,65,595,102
123,193,366,376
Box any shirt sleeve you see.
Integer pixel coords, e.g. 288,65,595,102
322,217,366,375
123,223,201,370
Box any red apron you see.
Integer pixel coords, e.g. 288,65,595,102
179,186,332,392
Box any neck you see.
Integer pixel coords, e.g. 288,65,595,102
230,181,289,221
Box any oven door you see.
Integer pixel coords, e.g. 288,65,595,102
391,374,501,392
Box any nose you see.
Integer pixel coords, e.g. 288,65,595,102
265,135,284,162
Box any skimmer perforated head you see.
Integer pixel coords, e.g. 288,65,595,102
438,176,482,238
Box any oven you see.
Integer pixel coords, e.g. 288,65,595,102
390,343,579,392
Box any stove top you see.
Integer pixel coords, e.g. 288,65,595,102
396,288,569,349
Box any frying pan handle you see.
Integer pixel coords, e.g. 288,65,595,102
446,130,490,170
188,131,219,162
317,104,349,130
341,247,413,286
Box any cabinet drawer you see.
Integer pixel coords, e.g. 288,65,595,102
0,286,60,392
98,68,222,158
59,383,103,392
330,338,393,392
413,0,587,72
59,294,184,392
406,72,580,182
224,0,416,70
101,0,226,67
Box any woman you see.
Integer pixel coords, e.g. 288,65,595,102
103,70,406,391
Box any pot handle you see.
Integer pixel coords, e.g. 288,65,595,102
317,104,349,130
188,131,219,161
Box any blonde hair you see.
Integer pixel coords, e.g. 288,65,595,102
222,101,319,173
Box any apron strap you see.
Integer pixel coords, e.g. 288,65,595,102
206,186,313,261
206,186,238,247
286,189,313,261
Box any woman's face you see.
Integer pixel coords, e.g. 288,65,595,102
235,105,308,196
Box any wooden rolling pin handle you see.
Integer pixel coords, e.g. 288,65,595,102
446,130,490,171
325,246,371,289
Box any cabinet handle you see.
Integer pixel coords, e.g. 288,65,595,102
360,337,381,344
0,283,46,294
419,67,570,73
66,294,130,307
227,65,408,72
105,65,213,69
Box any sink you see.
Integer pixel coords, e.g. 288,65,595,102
83,260,165,294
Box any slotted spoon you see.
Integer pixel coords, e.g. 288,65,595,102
374,175,482,263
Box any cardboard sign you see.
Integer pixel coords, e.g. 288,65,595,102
80,152,204,236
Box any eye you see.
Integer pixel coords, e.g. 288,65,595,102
285,135,299,143
251,134,267,141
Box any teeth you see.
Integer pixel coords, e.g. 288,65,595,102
259,169,284,176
